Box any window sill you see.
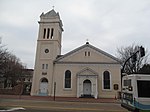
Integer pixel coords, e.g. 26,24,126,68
63,88,72,91
102,89,112,92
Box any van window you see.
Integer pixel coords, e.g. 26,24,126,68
124,79,131,86
137,80,150,98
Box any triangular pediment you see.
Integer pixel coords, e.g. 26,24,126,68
77,67,98,76
54,43,121,64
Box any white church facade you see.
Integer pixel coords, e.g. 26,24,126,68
31,9,121,99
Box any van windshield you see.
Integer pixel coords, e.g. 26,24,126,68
137,80,150,98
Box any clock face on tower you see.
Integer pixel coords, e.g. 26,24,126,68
45,49,49,53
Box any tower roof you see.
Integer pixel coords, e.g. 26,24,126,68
39,9,63,30
40,9,60,18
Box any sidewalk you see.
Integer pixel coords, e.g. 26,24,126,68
0,95,120,103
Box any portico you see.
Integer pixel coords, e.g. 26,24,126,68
77,68,98,99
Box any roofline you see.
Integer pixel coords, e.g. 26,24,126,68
54,43,121,63
54,61,121,65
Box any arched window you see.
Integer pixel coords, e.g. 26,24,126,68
50,28,54,39
47,28,50,39
103,71,110,89
43,28,46,39
65,70,71,88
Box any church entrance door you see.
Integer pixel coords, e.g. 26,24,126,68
39,78,48,96
83,79,91,96
40,83,48,93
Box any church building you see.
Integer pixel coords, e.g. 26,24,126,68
31,9,121,99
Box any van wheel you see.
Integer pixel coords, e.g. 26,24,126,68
134,108,139,112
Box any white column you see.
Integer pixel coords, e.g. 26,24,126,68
77,76,83,98
77,76,79,98
95,76,98,99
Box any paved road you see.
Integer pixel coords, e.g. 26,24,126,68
0,99,128,112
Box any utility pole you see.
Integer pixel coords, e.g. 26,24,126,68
54,82,56,101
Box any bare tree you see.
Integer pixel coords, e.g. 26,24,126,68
0,46,9,76
117,44,148,74
0,45,25,88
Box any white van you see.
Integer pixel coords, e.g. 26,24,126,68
121,74,150,111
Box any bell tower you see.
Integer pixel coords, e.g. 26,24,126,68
31,9,63,96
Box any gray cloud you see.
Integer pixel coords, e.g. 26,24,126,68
0,0,150,68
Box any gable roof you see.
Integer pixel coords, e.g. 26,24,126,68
54,42,121,64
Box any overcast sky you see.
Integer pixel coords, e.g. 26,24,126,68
0,0,150,68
